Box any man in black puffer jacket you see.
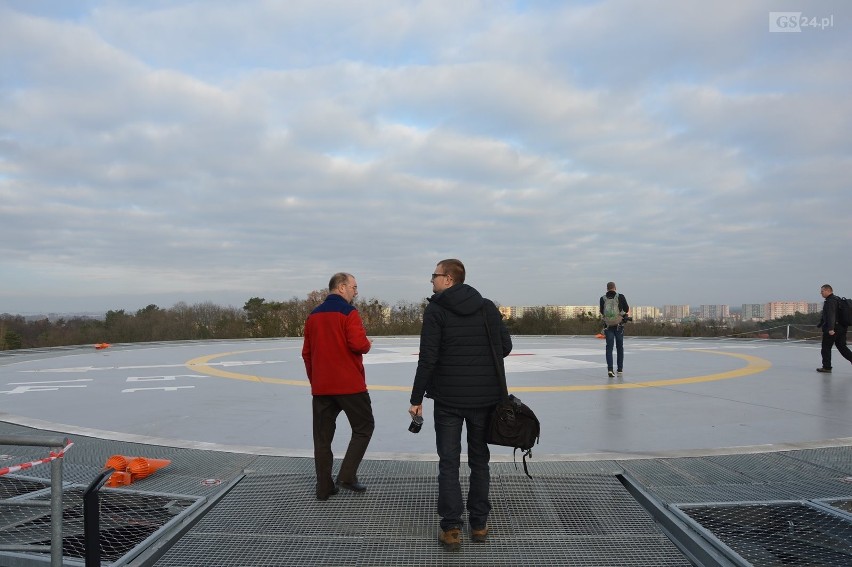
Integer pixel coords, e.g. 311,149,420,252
409,259,512,551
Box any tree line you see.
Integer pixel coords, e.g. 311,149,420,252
0,293,429,350
0,294,823,350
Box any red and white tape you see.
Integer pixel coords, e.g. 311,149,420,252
0,441,74,477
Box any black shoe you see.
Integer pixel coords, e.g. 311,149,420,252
816,367,832,373
316,485,340,501
616,369,623,376
337,480,367,492
607,370,615,378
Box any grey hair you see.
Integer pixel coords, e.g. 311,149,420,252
329,272,354,292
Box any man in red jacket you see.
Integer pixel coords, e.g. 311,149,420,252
302,272,374,500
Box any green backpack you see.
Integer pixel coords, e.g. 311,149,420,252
601,293,623,327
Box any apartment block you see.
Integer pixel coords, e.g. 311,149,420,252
559,305,599,318
698,305,730,320
631,306,660,320
662,305,690,320
741,303,766,321
765,301,809,320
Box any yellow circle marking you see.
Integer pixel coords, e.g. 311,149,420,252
511,349,771,392
186,347,772,392
186,348,310,387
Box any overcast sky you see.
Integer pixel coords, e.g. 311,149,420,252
1,0,850,315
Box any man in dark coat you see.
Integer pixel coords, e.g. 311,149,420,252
409,259,512,551
816,283,852,373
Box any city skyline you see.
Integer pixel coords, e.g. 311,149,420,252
500,300,821,320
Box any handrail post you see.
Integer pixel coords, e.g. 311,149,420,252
50,443,64,567
83,468,115,567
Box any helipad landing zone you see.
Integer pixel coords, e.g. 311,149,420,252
184,346,772,391
2,336,849,457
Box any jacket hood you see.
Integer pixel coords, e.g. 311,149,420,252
431,283,485,316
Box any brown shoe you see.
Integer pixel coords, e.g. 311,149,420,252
471,525,489,543
439,527,461,551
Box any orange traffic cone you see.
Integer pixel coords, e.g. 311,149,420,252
127,457,171,480
104,454,135,472
106,470,133,487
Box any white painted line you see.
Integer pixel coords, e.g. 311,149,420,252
121,386,196,393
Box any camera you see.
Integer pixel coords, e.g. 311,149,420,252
408,415,424,433
622,316,633,323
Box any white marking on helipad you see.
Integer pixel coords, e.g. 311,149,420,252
365,347,604,371
121,386,196,393
1,384,89,395
19,361,286,373
7,379,93,385
126,375,205,382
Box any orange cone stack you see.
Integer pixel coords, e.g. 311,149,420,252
106,470,133,487
104,454,133,472
103,454,171,486
126,457,171,480
104,454,136,486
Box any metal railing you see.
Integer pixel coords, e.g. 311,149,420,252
83,468,113,567
0,434,68,567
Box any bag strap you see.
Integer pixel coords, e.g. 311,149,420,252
512,447,534,478
482,306,509,401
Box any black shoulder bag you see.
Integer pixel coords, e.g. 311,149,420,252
482,307,540,478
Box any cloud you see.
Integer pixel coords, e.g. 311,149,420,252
1,1,850,314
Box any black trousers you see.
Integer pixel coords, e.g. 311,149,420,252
821,326,852,369
312,391,374,497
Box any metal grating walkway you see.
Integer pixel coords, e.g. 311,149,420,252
676,500,852,566
155,472,690,567
3,418,852,564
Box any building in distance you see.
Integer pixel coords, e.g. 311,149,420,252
497,300,820,324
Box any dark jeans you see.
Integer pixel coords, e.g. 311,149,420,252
604,326,624,370
312,392,374,497
434,403,492,531
821,326,852,369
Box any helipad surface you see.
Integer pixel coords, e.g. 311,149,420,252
2,336,850,459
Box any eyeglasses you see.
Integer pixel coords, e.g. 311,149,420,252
431,273,450,281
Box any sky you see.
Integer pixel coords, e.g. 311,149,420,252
1,0,851,315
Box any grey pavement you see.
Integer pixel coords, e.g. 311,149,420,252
1,336,851,566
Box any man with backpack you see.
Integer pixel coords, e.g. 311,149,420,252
600,282,630,378
409,259,512,552
816,284,852,373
